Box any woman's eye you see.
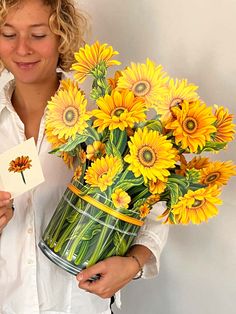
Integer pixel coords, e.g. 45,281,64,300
32,34,47,39
1,33,16,38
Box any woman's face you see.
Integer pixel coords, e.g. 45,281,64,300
0,0,60,85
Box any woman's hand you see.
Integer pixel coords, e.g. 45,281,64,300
0,191,14,233
76,245,153,298
76,255,140,298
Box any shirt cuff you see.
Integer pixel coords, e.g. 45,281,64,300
131,202,169,279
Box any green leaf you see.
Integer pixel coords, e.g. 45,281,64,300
81,224,101,241
167,174,189,194
166,182,182,207
84,126,101,142
109,129,127,155
146,120,163,133
50,134,88,154
105,140,123,160
90,87,103,100
133,198,146,207
66,210,81,223
189,183,206,191
197,141,228,153
115,176,144,191
137,119,163,133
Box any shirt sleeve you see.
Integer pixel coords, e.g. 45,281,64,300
131,201,169,279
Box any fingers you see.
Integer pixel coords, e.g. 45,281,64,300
76,261,111,298
77,261,105,282
0,192,13,232
76,257,136,298
0,191,11,208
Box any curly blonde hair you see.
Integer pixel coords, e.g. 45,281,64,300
0,0,88,73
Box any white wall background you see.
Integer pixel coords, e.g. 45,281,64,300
0,1,235,313
78,1,236,314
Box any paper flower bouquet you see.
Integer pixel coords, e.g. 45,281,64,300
38,41,236,275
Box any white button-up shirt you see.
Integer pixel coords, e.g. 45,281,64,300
0,79,169,314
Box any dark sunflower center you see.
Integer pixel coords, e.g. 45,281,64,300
132,80,151,97
204,172,220,184
170,97,183,108
138,146,156,167
63,106,78,126
192,199,204,209
183,117,198,133
112,107,125,117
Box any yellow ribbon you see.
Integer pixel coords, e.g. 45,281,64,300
68,184,144,227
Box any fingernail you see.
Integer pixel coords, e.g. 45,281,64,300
77,274,83,281
2,192,11,199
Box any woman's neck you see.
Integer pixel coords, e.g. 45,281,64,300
12,75,60,142
12,75,60,114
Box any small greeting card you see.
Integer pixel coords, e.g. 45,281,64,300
0,138,45,198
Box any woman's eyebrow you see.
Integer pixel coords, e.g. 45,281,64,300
3,23,48,28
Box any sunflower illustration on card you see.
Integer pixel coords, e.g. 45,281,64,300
0,138,45,198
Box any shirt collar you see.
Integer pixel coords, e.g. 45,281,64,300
0,70,68,116
0,79,16,115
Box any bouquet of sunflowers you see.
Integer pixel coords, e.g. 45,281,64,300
38,41,236,275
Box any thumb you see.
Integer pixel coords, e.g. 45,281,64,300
76,262,104,282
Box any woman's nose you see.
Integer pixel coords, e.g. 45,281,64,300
15,37,33,56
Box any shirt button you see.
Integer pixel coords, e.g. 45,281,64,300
28,259,34,265
27,228,33,234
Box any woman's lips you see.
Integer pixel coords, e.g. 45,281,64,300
15,61,39,69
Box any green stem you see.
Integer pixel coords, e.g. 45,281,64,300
86,211,115,267
44,188,78,245
48,204,71,248
53,218,80,253
66,210,104,262
118,168,130,182
130,187,149,205
20,171,26,184
168,177,188,189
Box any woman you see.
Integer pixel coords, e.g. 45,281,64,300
0,0,169,313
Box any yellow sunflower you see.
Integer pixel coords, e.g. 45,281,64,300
72,165,83,181
175,154,188,176
86,141,106,161
146,194,161,205
46,88,90,140
176,156,210,176
45,127,74,168
71,41,121,83
92,90,146,132
149,178,167,194
107,71,122,90
213,105,235,143
165,100,216,153
60,78,79,91
171,185,222,224
187,156,210,170
111,188,131,209
117,58,168,107
124,128,176,183
200,160,236,187
139,203,150,218
155,78,199,124
78,149,87,164
84,155,123,191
